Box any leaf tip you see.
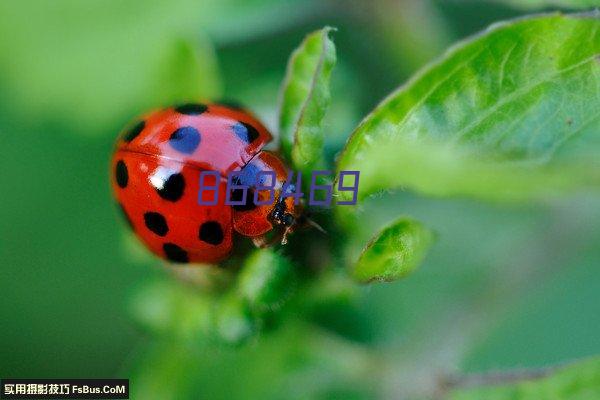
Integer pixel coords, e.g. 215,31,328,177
351,217,435,284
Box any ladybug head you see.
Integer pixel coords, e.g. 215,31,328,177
268,182,305,245
269,194,296,228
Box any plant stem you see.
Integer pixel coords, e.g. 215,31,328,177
441,363,563,391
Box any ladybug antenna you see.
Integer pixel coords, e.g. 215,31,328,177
306,217,327,234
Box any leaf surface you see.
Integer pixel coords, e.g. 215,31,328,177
352,217,434,283
237,249,295,315
279,27,336,174
336,13,600,204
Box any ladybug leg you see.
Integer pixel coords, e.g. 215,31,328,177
281,226,293,245
268,193,298,244
251,235,270,248
303,216,326,234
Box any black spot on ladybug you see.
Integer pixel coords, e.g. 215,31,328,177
163,243,189,263
199,221,224,245
152,171,185,202
231,188,257,211
118,203,134,229
123,120,145,142
169,126,201,154
174,103,208,115
232,122,259,143
144,212,169,237
116,160,128,188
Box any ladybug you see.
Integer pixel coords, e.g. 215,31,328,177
111,102,303,264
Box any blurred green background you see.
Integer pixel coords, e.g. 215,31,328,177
1,1,599,399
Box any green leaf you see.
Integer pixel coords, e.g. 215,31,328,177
494,0,600,9
336,13,600,205
279,27,336,175
237,249,296,315
352,217,434,283
449,356,600,400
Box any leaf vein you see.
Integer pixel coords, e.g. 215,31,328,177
454,53,599,141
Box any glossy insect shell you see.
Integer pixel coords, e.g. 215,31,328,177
110,103,295,264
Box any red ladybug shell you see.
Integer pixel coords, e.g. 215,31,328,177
116,103,272,174
111,102,295,264
112,152,233,263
